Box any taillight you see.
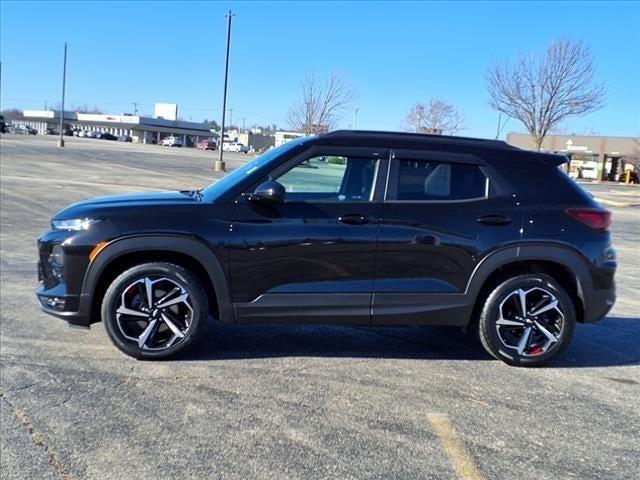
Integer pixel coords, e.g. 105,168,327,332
565,208,612,231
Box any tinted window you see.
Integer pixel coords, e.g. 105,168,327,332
201,137,309,201
395,160,487,201
274,155,379,202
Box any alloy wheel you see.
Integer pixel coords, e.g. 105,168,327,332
115,276,193,351
495,287,564,357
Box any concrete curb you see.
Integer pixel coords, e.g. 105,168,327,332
594,197,640,208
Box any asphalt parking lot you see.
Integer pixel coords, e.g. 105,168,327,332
1,134,639,480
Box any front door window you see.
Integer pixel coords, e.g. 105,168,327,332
274,155,379,202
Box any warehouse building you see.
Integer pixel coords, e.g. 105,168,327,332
21,108,213,147
507,133,639,181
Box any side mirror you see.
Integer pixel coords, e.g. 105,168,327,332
249,181,285,204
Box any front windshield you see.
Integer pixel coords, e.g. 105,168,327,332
201,137,310,201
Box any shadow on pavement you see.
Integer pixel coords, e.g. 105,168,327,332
554,316,640,368
183,316,640,368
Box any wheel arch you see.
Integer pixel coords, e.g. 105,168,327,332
466,244,590,325
83,235,233,325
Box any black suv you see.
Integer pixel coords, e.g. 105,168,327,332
36,131,616,366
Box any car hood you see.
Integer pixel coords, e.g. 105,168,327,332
53,190,203,220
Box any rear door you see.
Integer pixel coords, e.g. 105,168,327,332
372,149,522,325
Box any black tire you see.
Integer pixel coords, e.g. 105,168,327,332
102,262,208,360
478,274,576,367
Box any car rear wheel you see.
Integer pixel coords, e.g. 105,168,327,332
478,274,576,367
102,262,208,359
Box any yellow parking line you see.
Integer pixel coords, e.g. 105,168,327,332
427,413,484,480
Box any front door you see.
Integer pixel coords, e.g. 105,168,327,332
230,146,388,324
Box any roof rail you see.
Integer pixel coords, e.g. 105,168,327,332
322,130,515,149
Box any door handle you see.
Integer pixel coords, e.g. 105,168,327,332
338,213,372,225
477,214,511,226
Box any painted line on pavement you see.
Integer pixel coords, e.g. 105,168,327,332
427,412,484,480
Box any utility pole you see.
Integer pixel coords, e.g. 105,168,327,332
228,108,234,128
216,10,234,172
241,117,246,131
133,102,138,115
58,42,68,148
354,108,359,130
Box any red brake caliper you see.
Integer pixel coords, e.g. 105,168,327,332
529,346,543,355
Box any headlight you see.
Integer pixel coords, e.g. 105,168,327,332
51,218,98,231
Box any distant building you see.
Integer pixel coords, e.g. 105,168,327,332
417,127,443,135
274,131,306,148
507,133,639,181
236,132,275,152
21,109,212,147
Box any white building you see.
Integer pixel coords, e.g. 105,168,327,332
21,109,212,147
274,131,306,147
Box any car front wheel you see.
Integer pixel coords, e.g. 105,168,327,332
478,274,576,367
102,262,208,359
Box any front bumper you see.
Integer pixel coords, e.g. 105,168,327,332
36,283,93,328
36,229,95,328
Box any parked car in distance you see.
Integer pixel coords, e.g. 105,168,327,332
118,135,132,142
98,132,118,141
579,166,599,180
223,141,248,153
36,130,616,366
44,127,60,135
9,124,37,135
0,115,6,133
161,136,183,147
196,138,217,150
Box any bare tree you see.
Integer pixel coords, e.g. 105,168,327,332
404,98,465,135
73,104,104,114
623,138,640,171
487,39,605,150
287,72,357,135
0,108,23,121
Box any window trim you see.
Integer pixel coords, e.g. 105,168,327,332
245,145,390,204
385,150,491,203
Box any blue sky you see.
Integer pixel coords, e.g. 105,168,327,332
1,1,639,138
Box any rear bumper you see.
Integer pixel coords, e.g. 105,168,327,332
581,280,616,323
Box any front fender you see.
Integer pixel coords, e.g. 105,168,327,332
82,234,233,323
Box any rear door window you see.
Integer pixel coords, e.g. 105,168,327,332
393,159,488,201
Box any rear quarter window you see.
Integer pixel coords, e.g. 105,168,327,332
494,157,595,205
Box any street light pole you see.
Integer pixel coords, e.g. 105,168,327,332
216,10,234,172
58,42,68,148
354,108,359,130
